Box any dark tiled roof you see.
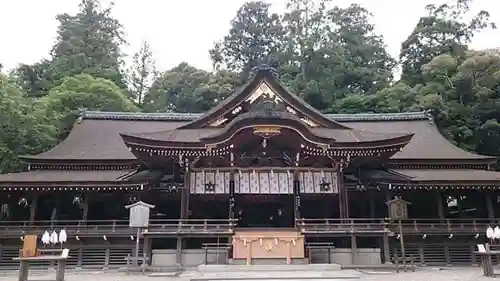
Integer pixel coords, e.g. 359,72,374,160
0,170,134,183
310,128,410,143
345,118,489,160
22,110,493,161
82,110,431,122
393,169,500,182
130,128,220,143
26,118,188,160
123,111,413,145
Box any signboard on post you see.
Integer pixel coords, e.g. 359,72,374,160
386,197,410,221
125,201,155,228
125,201,155,268
386,197,411,259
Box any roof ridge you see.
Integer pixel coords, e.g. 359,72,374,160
81,110,431,122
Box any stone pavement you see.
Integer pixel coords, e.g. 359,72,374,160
0,267,496,281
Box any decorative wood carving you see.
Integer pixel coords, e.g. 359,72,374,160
252,126,281,139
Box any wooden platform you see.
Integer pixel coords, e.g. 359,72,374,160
232,229,304,265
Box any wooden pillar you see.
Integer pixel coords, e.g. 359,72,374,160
177,160,190,266
176,237,182,265
180,165,190,219
229,172,235,221
382,232,390,264
485,192,495,222
143,236,151,266
343,187,349,218
293,171,301,224
81,194,91,224
28,194,38,225
436,192,445,222
50,195,61,227
350,234,357,265
385,190,391,217
369,192,376,218
338,169,348,219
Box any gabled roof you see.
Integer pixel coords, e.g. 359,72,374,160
121,111,413,148
21,110,495,163
179,65,349,130
120,66,417,153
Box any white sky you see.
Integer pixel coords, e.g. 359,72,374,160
0,0,499,72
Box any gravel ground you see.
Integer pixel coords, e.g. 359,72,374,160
0,267,495,281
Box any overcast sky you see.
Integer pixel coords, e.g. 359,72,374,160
1,0,499,72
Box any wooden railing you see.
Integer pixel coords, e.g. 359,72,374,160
0,219,237,238
296,218,495,234
0,218,494,237
296,218,386,234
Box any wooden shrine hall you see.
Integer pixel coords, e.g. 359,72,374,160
0,65,499,268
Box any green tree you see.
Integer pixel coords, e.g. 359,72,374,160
143,63,240,113
127,41,158,107
282,1,395,110
419,50,500,158
0,74,56,173
34,74,138,138
210,1,286,76
50,0,127,88
400,0,496,86
12,60,54,98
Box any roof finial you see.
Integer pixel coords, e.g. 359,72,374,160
250,64,278,79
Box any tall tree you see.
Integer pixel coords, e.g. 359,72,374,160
143,63,240,113
50,0,127,89
400,0,496,86
0,74,56,173
12,60,54,98
127,41,158,107
34,74,138,139
210,1,286,77
327,4,396,93
418,50,500,159
282,1,395,110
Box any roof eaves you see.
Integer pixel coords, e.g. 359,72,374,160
326,111,431,122
81,111,202,121
80,110,431,122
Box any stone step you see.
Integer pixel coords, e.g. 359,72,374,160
197,263,342,273
229,258,308,265
188,270,360,281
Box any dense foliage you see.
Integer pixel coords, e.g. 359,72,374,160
0,0,498,173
